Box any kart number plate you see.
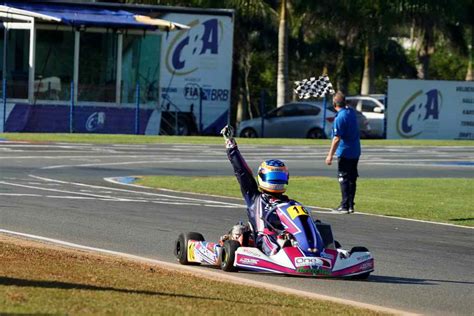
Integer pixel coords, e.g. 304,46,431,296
287,205,308,219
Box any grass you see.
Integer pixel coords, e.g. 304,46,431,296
137,176,474,227
1,132,473,146
0,235,385,315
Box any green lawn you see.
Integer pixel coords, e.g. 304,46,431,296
0,235,385,315
1,132,473,146
137,176,474,227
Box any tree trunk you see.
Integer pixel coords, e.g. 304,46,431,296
466,26,473,81
336,45,349,94
416,27,434,80
466,57,473,81
360,40,375,95
277,0,288,107
236,54,250,123
417,50,430,80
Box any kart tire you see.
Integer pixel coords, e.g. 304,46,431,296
174,232,205,265
220,240,240,272
350,246,369,254
350,272,371,280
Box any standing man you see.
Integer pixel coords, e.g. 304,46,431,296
325,91,361,214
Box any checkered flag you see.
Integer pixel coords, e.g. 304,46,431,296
294,75,335,99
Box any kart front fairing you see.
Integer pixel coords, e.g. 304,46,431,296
184,228,374,278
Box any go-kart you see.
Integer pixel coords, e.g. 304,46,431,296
174,201,374,278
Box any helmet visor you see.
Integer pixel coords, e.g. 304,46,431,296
259,170,288,184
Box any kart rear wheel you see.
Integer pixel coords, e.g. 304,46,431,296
350,246,369,254
350,272,371,280
220,240,240,272
174,232,204,265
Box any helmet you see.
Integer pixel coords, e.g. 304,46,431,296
257,159,289,194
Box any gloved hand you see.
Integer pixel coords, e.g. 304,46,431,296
220,125,237,149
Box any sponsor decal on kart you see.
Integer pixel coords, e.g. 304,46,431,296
294,256,332,269
294,257,324,267
195,242,218,264
239,247,266,258
238,257,260,266
187,242,196,262
331,258,374,277
359,261,374,270
296,267,331,276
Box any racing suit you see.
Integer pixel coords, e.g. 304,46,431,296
226,145,287,256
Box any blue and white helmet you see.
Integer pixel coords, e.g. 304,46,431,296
257,159,289,194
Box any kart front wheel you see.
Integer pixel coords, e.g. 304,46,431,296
174,232,204,265
220,240,240,272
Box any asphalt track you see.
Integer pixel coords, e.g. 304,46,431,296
0,142,473,315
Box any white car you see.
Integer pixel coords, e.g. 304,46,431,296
346,95,385,138
237,102,334,138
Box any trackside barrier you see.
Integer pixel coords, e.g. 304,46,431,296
0,80,226,135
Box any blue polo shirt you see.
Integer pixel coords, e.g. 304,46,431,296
333,107,361,159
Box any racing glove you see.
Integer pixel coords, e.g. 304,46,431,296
220,125,237,149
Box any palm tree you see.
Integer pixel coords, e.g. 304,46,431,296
400,0,466,80
224,0,276,122
359,1,397,95
277,0,289,107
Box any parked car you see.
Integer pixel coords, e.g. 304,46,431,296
326,107,372,139
346,95,385,138
237,102,334,138
237,102,371,139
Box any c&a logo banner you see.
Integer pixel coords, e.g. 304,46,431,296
387,79,474,140
396,89,442,138
165,18,223,76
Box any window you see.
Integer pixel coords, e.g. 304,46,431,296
6,30,29,99
35,29,74,101
276,104,299,117
361,100,379,112
121,33,160,104
297,104,321,116
78,31,118,102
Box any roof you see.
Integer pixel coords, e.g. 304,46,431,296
0,2,189,30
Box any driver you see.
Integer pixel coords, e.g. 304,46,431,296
221,125,292,256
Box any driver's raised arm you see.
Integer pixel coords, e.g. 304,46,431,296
221,125,259,206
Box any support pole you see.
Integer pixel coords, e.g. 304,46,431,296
135,83,140,135
69,81,74,133
260,90,265,137
28,19,36,103
2,28,7,133
73,31,80,104
199,87,203,134
322,96,328,138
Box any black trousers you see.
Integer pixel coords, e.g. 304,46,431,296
337,157,359,209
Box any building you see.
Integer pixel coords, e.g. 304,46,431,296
0,0,234,135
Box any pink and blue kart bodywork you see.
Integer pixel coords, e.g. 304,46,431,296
175,202,374,278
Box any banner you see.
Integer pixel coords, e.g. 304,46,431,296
160,13,234,134
387,79,474,139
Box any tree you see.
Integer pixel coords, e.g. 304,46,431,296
400,0,466,79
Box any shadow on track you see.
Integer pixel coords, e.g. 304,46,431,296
0,276,292,307
365,275,474,285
